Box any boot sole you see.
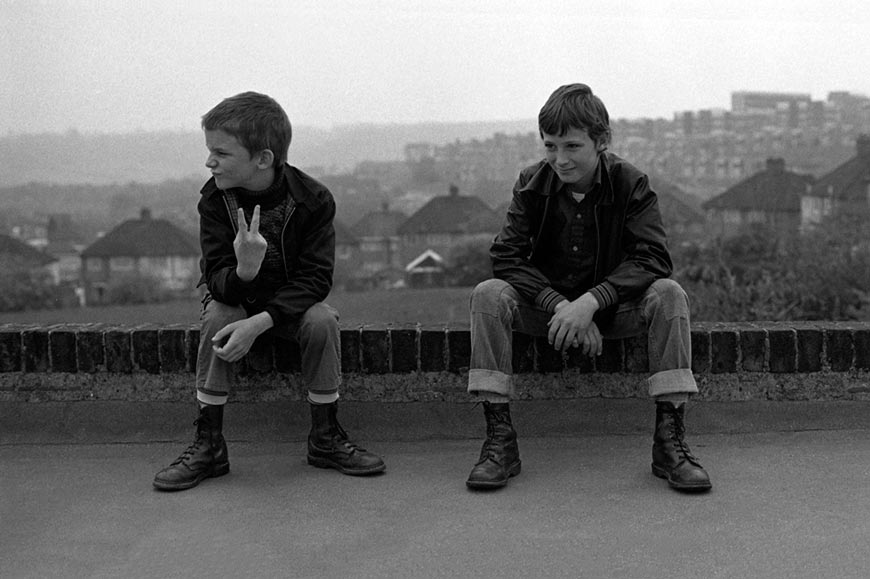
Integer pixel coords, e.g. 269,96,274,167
152,463,230,491
466,460,522,490
307,455,386,476
651,463,712,492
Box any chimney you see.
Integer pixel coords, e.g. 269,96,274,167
448,183,459,197
856,134,870,161
766,158,785,174
140,208,152,221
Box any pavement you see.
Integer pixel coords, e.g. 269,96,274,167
4,430,870,578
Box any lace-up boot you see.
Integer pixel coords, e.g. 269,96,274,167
153,404,229,491
652,401,712,491
466,402,521,489
307,402,386,475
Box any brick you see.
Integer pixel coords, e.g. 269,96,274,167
447,329,471,373
690,329,710,374
596,339,622,373
186,328,200,373
768,328,796,373
273,337,301,374
76,328,104,373
419,328,445,372
856,329,870,371
105,329,132,373
512,332,534,374
340,329,361,373
22,329,49,372
132,328,160,374
740,329,766,372
797,328,823,373
49,329,77,373
0,329,22,372
158,328,187,373
711,329,738,374
535,337,563,373
362,328,390,374
566,344,595,373
390,327,418,373
624,335,648,373
826,329,854,372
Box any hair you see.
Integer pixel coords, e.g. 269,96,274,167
201,92,292,168
538,83,611,148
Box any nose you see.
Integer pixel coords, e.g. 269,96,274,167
555,150,571,167
205,154,217,169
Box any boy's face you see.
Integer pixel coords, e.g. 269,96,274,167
542,127,604,187
204,129,272,191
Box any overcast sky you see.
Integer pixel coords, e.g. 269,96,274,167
2,0,869,135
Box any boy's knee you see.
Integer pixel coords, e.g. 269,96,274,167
648,278,689,317
300,303,340,339
201,299,247,333
471,278,511,310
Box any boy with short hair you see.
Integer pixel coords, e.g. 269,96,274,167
465,83,711,492
153,91,384,491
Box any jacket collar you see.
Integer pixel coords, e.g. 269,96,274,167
519,154,614,205
200,163,320,211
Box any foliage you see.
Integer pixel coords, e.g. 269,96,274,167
0,267,62,312
674,216,870,322
445,240,492,287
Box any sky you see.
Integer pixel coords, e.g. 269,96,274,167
2,0,870,135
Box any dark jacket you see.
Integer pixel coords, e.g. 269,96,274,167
197,164,335,326
491,153,672,325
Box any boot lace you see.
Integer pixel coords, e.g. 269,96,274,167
666,409,701,464
329,421,367,453
170,419,208,466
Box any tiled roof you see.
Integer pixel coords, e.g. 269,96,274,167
398,187,497,235
808,136,870,201
0,234,56,266
81,210,199,258
352,210,406,238
702,158,814,212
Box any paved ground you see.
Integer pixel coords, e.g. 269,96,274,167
3,430,870,578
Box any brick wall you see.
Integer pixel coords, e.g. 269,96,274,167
2,321,870,405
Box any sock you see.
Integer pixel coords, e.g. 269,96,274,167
197,392,228,406
308,391,339,405
656,393,689,407
477,392,510,404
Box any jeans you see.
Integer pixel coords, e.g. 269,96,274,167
196,297,341,403
468,278,698,399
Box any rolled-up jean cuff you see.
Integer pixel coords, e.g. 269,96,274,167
647,368,698,397
468,369,513,398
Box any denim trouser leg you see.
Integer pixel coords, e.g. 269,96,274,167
196,299,342,403
467,278,698,399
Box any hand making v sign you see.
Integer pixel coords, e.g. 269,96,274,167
234,205,267,282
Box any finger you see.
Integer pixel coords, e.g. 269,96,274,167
250,205,261,234
237,208,249,232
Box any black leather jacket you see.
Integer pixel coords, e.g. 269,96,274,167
491,153,672,325
197,164,335,326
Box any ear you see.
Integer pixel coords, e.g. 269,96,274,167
255,149,275,169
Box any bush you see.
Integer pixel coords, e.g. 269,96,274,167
0,269,62,312
105,273,171,305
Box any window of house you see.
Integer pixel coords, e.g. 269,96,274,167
109,257,135,272
86,258,104,272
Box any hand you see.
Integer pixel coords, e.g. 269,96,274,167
234,206,267,281
211,313,273,363
547,293,600,352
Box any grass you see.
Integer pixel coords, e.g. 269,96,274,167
0,287,474,327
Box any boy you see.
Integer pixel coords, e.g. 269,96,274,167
465,84,711,492
153,92,384,491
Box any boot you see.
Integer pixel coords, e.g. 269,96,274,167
307,402,385,475
153,404,229,491
651,401,712,492
466,402,521,489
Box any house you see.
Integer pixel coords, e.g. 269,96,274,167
333,219,363,291
0,233,56,273
702,157,815,239
801,134,870,229
404,249,446,288
351,202,407,288
79,208,199,305
397,184,499,278
43,214,91,286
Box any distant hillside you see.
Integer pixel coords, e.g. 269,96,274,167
0,120,536,187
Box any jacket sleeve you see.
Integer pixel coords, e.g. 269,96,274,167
198,193,256,305
601,173,673,302
262,195,335,325
490,174,563,306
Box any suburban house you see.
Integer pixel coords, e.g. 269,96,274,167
351,202,407,289
0,233,57,273
79,208,200,305
801,134,870,229
397,184,500,285
702,157,815,239
333,219,362,291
